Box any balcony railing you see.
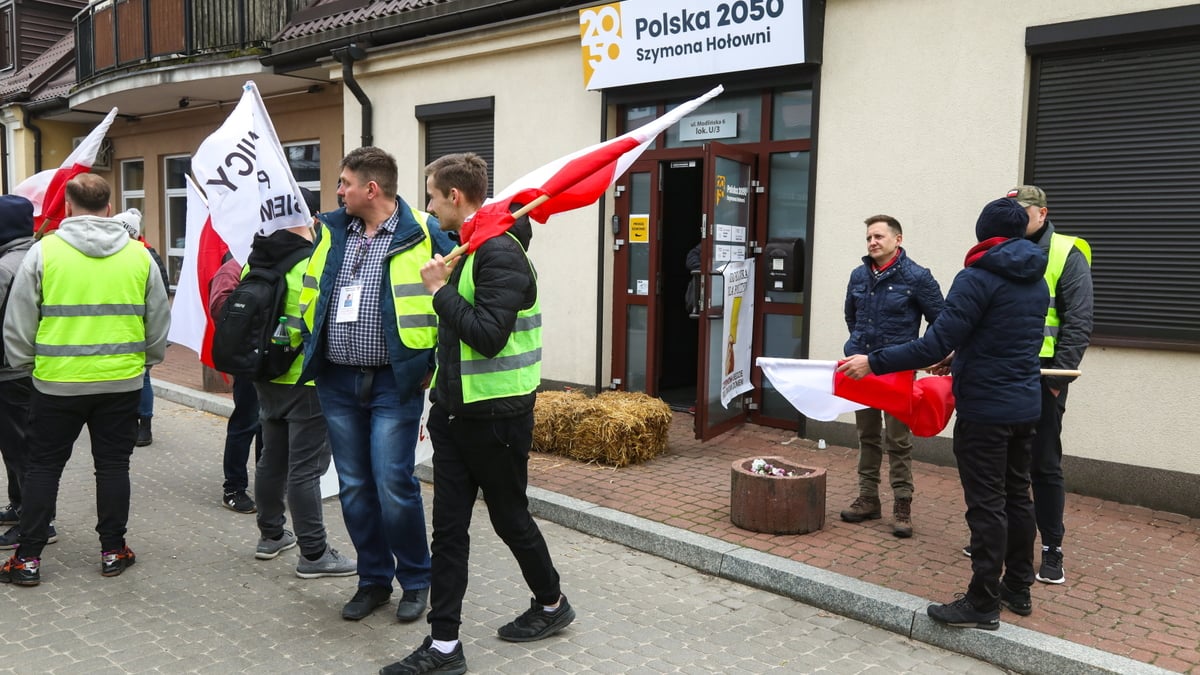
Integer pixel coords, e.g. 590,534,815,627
76,0,302,82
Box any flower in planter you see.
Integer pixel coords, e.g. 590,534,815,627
749,458,796,477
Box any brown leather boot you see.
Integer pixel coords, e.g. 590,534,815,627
892,497,913,538
839,496,882,523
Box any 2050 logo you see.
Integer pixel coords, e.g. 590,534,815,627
580,3,622,88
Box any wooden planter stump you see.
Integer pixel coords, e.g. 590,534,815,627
730,456,826,535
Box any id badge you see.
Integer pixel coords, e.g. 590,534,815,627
335,285,363,323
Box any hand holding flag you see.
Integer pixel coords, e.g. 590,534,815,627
444,85,726,265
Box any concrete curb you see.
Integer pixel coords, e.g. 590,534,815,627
160,381,1168,675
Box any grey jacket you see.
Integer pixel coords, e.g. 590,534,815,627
3,215,171,395
0,235,34,381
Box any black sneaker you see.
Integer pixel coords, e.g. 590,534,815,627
497,595,576,642
395,587,430,622
0,554,40,586
999,582,1033,616
0,523,58,550
342,585,392,621
380,636,467,675
1036,546,1065,584
222,491,257,514
927,594,999,630
0,503,18,525
135,417,153,447
101,546,136,577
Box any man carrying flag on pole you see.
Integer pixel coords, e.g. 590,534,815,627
839,197,1048,630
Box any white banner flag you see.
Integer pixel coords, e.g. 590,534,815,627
191,81,310,264
720,258,755,408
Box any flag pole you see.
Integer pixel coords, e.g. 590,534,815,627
442,194,550,269
33,218,53,239
1040,368,1081,377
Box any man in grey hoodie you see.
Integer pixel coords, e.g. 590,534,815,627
0,174,170,586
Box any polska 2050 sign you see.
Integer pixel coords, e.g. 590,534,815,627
580,0,806,90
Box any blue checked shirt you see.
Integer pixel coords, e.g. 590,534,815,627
325,208,400,366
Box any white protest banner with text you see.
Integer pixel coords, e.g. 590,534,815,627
191,81,310,264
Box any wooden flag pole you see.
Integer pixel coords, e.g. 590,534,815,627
33,218,53,239
442,194,550,269
1040,368,1082,377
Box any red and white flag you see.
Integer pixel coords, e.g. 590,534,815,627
13,107,118,234
191,81,310,264
168,175,230,367
457,85,725,254
757,357,956,437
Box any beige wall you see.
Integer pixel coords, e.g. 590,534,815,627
348,15,605,388
814,0,1200,475
100,85,344,251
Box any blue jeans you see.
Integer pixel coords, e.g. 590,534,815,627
316,364,430,590
138,369,154,419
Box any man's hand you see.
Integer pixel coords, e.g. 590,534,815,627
837,355,872,380
420,254,450,294
925,351,954,376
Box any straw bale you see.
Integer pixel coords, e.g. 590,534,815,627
533,390,671,467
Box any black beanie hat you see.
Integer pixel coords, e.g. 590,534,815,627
300,187,320,215
975,198,1027,242
0,195,34,246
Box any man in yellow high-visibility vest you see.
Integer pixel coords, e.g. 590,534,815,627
1008,185,1093,586
0,174,170,586
381,153,572,675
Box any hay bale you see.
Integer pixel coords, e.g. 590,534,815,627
532,390,586,453
534,390,671,467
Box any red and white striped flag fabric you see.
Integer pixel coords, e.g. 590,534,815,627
757,357,956,437
13,107,119,234
168,175,230,367
457,85,725,253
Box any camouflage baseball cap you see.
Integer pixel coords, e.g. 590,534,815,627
1006,185,1046,208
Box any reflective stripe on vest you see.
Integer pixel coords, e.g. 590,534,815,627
300,208,437,350
35,235,149,383
1041,233,1092,358
244,259,310,386
457,233,541,404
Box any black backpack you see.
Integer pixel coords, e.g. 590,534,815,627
211,248,310,381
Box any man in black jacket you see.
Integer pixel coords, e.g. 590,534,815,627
381,153,573,675
840,198,1048,629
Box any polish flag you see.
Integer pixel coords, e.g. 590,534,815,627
454,85,725,256
757,357,956,437
168,175,230,367
13,107,119,234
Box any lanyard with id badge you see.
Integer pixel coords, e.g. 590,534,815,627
336,231,376,324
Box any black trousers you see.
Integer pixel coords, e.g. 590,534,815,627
0,377,33,508
426,403,561,641
18,389,139,559
955,418,1037,611
1030,380,1068,549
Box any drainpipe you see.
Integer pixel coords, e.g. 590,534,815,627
332,43,372,148
22,108,43,172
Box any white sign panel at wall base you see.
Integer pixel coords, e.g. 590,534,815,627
580,0,806,90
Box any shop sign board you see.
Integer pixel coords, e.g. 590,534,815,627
580,0,806,90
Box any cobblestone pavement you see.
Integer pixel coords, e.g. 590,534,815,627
0,400,1001,674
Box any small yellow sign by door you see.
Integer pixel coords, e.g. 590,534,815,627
629,215,649,243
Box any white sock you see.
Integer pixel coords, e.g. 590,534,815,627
430,639,458,654
543,595,562,612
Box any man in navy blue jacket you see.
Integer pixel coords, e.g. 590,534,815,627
839,198,1048,629
841,215,943,537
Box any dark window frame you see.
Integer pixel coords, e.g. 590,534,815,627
1025,6,1200,351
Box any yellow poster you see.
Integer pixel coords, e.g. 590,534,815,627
629,215,649,243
